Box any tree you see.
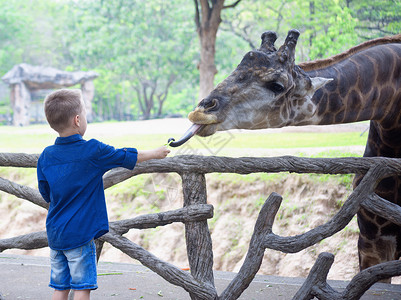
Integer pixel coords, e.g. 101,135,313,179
222,0,400,62
62,0,196,120
217,0,360,62
348,0,401,39
292,0,358,60
193,0,243,100
220,0,292,50
0,1,26,75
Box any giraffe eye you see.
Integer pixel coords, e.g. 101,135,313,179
265,82,285,94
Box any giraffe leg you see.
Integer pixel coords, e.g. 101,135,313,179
357,209,399,283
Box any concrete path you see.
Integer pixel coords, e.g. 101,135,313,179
0,254,400,300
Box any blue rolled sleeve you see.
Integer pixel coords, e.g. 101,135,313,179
122,148,138,170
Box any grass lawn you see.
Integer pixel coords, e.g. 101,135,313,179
0,121,368,155
186,131,367,149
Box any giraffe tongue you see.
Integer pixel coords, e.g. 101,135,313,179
167,124,204,147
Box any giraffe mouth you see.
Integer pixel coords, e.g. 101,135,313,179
188,107,219,125
188,107,221,137
167,107,221,147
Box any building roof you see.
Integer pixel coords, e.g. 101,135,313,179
2,63,98,89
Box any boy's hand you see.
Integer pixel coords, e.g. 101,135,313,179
153,146,170,159
137,146,170,163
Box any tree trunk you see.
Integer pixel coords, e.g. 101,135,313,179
198,27,219,100
195,0,224,101
195,0,242,101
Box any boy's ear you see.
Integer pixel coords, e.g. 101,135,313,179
73,115,80,127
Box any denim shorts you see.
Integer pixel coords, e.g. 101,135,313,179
49,240,98,291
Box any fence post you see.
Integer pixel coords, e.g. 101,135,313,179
181,172,216,300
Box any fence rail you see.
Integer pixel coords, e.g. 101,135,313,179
1,153,401,299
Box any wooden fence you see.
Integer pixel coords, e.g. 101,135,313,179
1,153,401,299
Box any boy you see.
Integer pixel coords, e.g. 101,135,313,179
37,89,170,300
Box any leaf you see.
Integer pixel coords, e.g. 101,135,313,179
97,272,123,276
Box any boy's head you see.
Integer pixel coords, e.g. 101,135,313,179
44,89,86,134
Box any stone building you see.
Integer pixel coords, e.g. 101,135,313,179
2,64,98,126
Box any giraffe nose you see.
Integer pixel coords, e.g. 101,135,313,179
201,98,219,111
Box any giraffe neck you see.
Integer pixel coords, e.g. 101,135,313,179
305,43,401,128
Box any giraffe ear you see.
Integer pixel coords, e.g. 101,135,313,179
311,76,333,91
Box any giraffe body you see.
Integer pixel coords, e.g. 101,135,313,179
186,30,401,277
305,43,401,271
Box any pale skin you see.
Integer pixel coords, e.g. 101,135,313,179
52,290,90,300
52,103,169,300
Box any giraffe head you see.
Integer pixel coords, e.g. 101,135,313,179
188,29,332,137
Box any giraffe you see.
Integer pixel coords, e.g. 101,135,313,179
177,29,401,277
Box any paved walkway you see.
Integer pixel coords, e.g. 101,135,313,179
0,254,400,299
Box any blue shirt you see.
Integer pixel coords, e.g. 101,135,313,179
37,134,138,250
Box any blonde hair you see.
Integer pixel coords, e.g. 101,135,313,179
44,89,84,132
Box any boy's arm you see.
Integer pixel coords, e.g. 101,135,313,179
37,160,51,203
137,146,170,163
38,180,51,203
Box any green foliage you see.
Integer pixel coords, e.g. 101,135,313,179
0,0,31,75
0,0,72,73
219,0,400,62
0,0,399,121
60,0,197,120
349,0,401,38
292,0,359,60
